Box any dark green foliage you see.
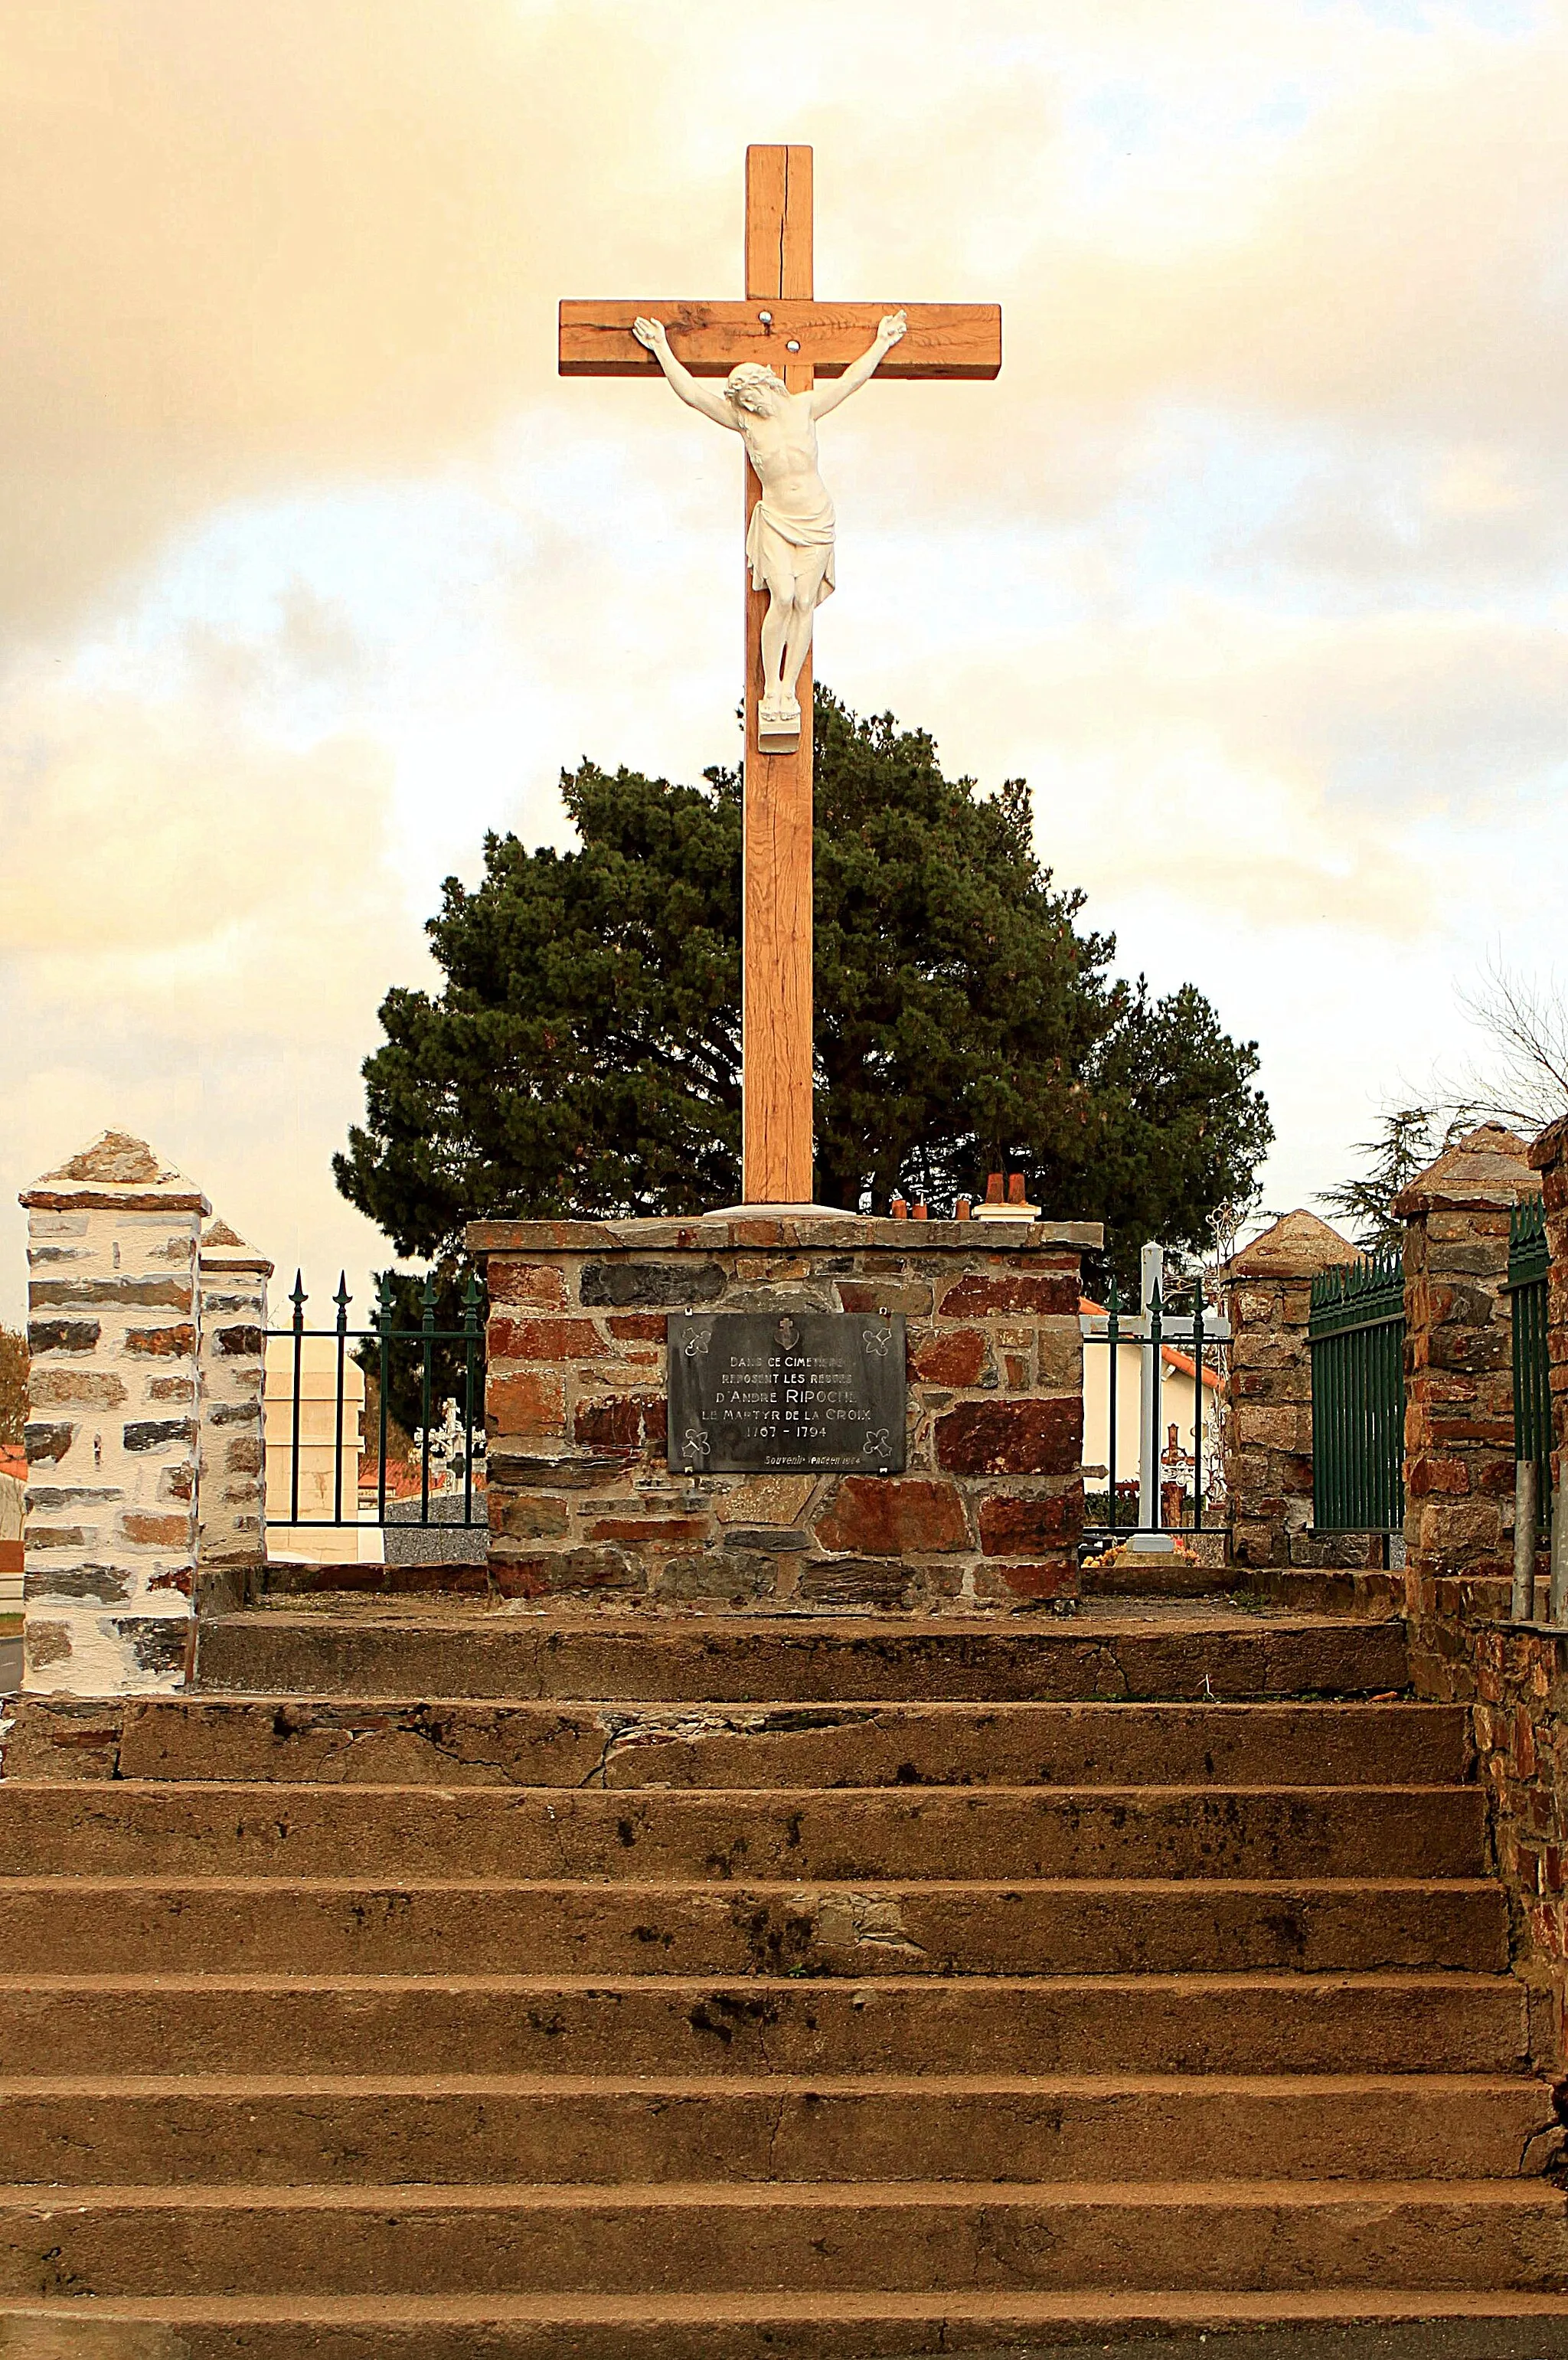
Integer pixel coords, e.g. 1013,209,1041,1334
1318,1105,1474,1251
350,1268,486,1446
335,688,1271,1281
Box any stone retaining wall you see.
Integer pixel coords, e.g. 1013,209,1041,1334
1471,1114,1568,2061
1395,1123,1538,1698
1386,1124,1563,2059
468,1212,1098,1610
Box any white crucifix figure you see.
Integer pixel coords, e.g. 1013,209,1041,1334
631,310,908,736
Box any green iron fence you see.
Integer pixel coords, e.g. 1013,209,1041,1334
1308,1247,1406,1534
1504,1194,1550,1618
269,1271,486,1531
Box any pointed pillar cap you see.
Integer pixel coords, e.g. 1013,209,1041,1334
1222,1208,1359,1282
1392,1123,1536,1218
21,1130,211,1216
200,1215,274,1278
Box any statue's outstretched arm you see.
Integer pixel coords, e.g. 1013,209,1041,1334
810,312,907,419
632,318,739,430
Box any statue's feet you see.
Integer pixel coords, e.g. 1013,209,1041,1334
759,692,802,742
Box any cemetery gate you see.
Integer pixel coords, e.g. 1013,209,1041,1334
267,1271,486,1535
1504,1194,1551,1616
1308,1247,1406,1535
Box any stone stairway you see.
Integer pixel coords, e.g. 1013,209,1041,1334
2,1600,1567,2355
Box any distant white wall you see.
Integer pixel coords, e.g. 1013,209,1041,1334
0,1469,21,1613
263,1334,382,1564
1082,1339,1217,1492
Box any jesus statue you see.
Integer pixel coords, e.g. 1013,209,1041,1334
632,309,908,737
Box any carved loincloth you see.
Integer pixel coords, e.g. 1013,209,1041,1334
746,492,836,604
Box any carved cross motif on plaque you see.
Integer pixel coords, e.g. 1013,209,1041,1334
560,145,1001,1205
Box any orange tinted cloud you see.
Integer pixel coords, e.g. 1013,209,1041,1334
0,0,738,629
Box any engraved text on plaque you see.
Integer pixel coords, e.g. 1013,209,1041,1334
667,1312,906,1474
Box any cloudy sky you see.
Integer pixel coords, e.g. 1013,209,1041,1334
2,0,1564,1317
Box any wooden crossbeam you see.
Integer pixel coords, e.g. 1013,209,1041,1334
558,300,1002,380
558,145,1000,1205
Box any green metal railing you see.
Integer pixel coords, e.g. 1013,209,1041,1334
1507,1196,1551,1469
1504,1195,1550,1617
268,1270,485,1529
1308,1247,1406,1533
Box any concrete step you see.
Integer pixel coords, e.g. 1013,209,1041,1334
8,2292,1568,2360
2,2181,1566,2298
0,2076,1552,2189
194,1609,1410,1703
1257,1567,1408,1621
0,1877,1508,1977
3,1695,1468,1790
1081,1558,1240,1601
0,1781,1487,1882
0,1971,1527,2078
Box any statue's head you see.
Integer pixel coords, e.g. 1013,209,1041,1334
724,361,786,416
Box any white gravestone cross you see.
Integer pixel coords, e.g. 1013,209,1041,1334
1080,1242,1231,1553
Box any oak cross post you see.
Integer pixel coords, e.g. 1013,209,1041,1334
560,145,1001,1205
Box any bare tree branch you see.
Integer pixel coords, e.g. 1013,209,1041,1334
1454,954,1568,1136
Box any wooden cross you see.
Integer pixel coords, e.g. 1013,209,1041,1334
560,145,1001,1205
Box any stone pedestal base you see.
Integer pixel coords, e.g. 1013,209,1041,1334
466,1213,1098,1611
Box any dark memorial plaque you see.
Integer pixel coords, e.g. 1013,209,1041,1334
667,1312,906,1474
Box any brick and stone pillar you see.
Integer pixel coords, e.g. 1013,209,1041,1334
196,1217,273,1612
1220,1211,1357,1581
1395,1123,1537,1698
467,1212,1097,1611
20,1132,209,1695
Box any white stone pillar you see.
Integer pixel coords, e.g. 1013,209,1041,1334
197,1218,273,1601
20,1132,209,1696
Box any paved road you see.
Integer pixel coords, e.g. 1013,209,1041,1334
898,2328,1568,2360
381,1497,487,1565
0,1636,20,1696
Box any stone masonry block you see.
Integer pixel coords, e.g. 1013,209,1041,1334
487,1262,570,1309
487,1370,566,1436
838,1281,934,1316
936,1397,1080,1478
910,1329,988,1388
938,1271,1079,1318
977,1489,1081,1555
580,1262,725,1309
28,1319,100,1355
813,1476,969,1557
574,1394,668,1451
488,1494,571,1541
489,1316,608,1362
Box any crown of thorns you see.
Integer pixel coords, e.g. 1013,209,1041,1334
723,361,785,398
